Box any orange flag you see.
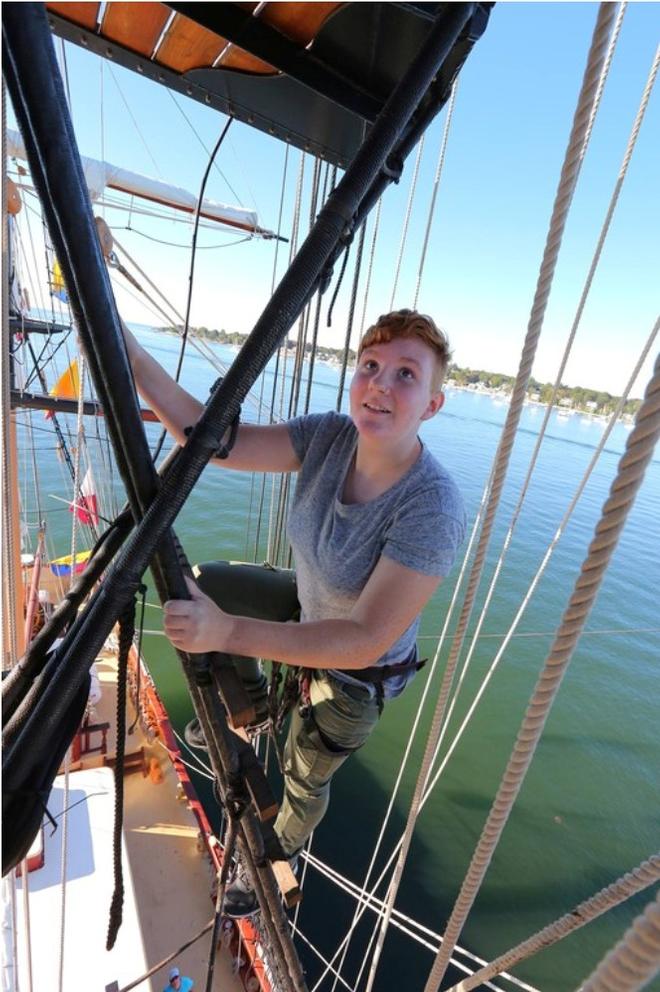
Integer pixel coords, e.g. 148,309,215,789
46,359,79,419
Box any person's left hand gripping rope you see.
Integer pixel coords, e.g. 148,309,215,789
164,576,232,653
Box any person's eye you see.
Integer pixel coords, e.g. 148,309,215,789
399,367,415,380
362,359,378,371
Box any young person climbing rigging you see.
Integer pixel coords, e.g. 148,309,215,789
114,271,465,915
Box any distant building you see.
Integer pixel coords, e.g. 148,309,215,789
559,397,573,408
585,400,598,411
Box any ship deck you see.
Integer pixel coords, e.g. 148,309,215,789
14,647,244,992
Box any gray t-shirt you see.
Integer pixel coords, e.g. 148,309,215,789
286,411,465,698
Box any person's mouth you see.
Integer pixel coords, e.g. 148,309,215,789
363,402,391,414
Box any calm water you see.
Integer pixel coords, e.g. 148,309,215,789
19,327,660,992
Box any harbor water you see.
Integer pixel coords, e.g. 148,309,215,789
21,326,660,991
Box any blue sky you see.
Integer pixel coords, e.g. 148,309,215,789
8,3,659,395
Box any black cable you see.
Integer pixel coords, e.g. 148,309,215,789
128,583,148,735
149,117,233,465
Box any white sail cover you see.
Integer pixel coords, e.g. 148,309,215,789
7,128,261,234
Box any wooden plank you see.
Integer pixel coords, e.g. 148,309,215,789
232,728,279,823
263,2,344,46
101,2,170,58
271,859,301,908
155,12,226,73
213,662,256,729
46,2,101,32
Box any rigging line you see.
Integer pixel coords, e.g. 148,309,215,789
335,220,367,413
154,735,214,782
107,241,273,421
116,919,215,992
120,225,253,250
358,198,383,337
416,626,660,641
58,38,73,114
318,477,493,992
389,133,425,310
420,316,660,820
169,723,215,778
166,88,243,204
413,80,458,309
446,853,660,992
304,854,531,992
428,359,660,981
366,7,625,990
57,750,71,992
291,926,355,992
268,152,306,561
578,889,660,992
150,115,233,465
106,62,164,179
421,43,660,799
252,141,295,559
20,856,34,992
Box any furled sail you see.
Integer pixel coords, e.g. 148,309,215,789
6,126,272,236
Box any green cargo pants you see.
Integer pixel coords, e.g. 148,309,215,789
194,561,380,857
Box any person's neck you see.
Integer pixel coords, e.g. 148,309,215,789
345,435,421,503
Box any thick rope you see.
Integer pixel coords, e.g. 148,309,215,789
446,854,660,992
106,599,136,950
419,315,659,812
413,80,458,309
362,7,621,991
389,134,425,309
422,40,660,805
427,352,660,988
305,851,538,992
578,888,660,992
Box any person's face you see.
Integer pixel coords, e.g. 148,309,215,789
350,336,444,445
171,979,181,990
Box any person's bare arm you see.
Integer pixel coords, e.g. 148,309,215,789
121,320,300,473
164,557,442,668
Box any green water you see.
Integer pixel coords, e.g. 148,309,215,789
20,327,659,991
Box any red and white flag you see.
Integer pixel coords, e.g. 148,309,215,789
70,466,99,527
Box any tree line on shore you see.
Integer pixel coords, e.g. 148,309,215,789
162,325,640,418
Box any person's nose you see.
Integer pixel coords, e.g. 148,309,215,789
370,368,391,393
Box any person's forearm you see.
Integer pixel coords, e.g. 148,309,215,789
121,319,203,444
226,615,389,670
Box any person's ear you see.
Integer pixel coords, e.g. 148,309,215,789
421,390,445,421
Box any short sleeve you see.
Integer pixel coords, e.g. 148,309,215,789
286,411,345,464
383,487,466,577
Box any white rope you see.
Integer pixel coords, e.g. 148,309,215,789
305,852,539,992
413,79,458,309
57,749,70,992
577,888,660,992
389,135,425,309
155,735,215,782
319,478,492,992
20,857,34,992
358,198,382,336
362,7,623,990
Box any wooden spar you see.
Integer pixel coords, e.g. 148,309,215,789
10,389,160,422
6,126,276,238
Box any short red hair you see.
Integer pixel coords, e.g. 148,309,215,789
358,309,451,391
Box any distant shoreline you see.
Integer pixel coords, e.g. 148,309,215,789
155,323,640,422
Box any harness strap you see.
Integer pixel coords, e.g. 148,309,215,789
336,655,428,685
